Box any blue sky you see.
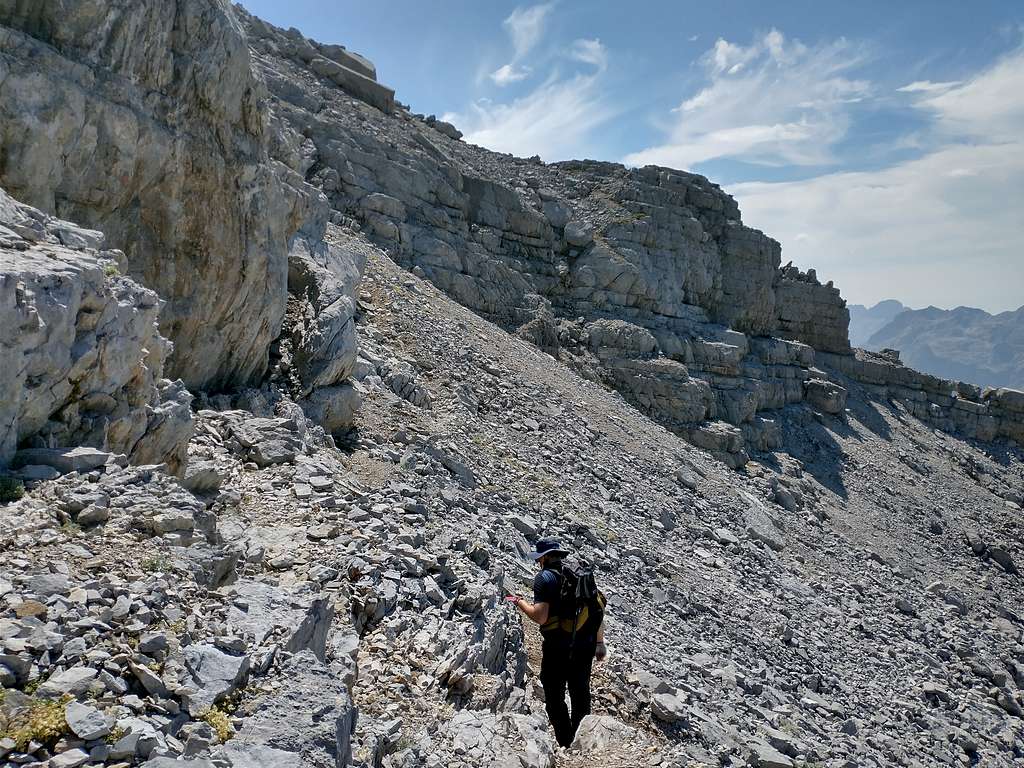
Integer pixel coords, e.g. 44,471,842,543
240,1,1024,314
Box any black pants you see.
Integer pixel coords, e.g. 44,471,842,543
540,640,595,747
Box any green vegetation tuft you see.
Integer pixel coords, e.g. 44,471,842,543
140,555,172,573
0,476,24,504
2,696,71,751
200,705,234,743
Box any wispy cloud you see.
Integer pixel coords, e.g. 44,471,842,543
624,29,871,168
488,3,555,87
452,9,616,159
732,47,1024,312
447,70,616,160
504,3,554,60
490,63,531,86
916,50,1024,141
570,38,608,70
896,79,960,94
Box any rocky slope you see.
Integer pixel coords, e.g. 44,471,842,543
866,305,1024,391
0,2,1023,768
235,9,1023,468
1,238,1022,768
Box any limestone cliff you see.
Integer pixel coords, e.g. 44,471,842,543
0,187,192,472
236,9,1022,465
0,0,323,390
0,0,364,465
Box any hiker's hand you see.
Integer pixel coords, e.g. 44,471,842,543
505,595,521,605
595,641,607,662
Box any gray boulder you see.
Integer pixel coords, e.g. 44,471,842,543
803,378,848,414
181,644,251,714
571,714,637,751
64,700,112,741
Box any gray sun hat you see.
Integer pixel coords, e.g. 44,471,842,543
528,537,570,561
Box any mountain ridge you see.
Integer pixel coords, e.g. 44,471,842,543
851,300,1024,390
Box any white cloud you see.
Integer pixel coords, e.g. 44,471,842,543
503,3,554,60
445,71,617,160
453,7,616,159
731,48,1024,313
917,51,1024,140
486,3,554,88
490,63,531,86
896,79,960,94
569,38,607,71
623,29,870,169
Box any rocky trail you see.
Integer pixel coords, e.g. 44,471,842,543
1,2,1023,767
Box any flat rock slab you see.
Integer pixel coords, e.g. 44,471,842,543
181,643,251,714
65,700,111,740
651,690,689,723
227,581,334,660
749,739,795,768
216,742,304,767
228,650,354,768
37,665,99,699
14,446,115,474
740,490,786,551
572,714,638,751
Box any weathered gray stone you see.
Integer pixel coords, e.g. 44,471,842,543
741,490,786,551
227,581,334,660
216,742,303,768
181,459,224,494
181,644,251,714
0,190,193,472
37,665,99,699
571,714,637,751
48,749,90,768
226,650,354,768
65,700,112,741
803,378,848,414
651,690,689,723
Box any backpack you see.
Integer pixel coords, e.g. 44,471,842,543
541,560,606,649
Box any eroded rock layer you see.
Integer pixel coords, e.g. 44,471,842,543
0,0,311,389
234,11,871,464
0,188,192,472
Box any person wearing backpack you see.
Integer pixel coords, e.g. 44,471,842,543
507,537,607,748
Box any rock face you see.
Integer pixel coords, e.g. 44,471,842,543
820,349,1024,444
233,13,865,464
0,0,332,390
775,263,851,354
0,188,192,471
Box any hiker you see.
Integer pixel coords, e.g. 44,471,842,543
508,537,607,748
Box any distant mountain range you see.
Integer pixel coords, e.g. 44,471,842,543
848,300,908,347
848,300,1024,390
